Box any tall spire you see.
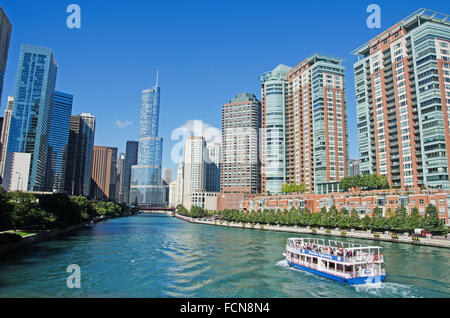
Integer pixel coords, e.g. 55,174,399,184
155,69,159,88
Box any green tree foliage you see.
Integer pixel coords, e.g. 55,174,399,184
340,173,389,191
190,206,208,218
0,190,130,231
0,186,13,231
281,182,307,194
7,191,56,230
423,204,445,233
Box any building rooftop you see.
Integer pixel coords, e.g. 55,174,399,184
352,8,450,56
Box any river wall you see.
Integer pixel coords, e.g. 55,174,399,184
0,217,112,255
174,214,450,249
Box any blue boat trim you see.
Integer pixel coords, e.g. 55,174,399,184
287,260,386,285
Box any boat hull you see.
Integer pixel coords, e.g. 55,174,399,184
286,260,386,285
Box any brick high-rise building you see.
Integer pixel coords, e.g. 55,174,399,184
287,54,349,194
64,113,96,196
221,93,261,194
353,8,450,190
90,146,118,201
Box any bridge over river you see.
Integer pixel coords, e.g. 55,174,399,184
136,206,175,215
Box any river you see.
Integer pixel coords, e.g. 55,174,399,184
0,215,448,298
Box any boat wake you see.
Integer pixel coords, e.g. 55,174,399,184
354,281,418,297
275,259,290,269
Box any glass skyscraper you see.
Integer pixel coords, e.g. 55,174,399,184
7,44,57,191
260,64,291,195
45,91,73,193
130,80,165,206
0,6,12,104
123,140,138,204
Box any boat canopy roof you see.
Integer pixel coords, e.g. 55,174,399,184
287,237,383,252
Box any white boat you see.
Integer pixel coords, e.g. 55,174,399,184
283,237,386,285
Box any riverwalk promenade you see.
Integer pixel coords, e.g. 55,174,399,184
174,214,450,248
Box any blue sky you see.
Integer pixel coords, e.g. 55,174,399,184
1,0,450,178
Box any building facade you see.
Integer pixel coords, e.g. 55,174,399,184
169,163,184,208
90,146,118,201
45,91,73,193
221,93,261,195
130,82,165,206
260,65,292,195
116,153,125,202
287,54,349,194
350,159,360,177
64,113,96,196
205,142,220,192
353,8,450,190
123,140,138,204
0,6,12,103
2,152,31,192
182,136,206,206
240,189,449,226
6,45,57,191
0,96,13,178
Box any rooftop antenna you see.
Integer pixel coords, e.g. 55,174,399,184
155,69,159,88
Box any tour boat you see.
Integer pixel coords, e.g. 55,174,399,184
283,237,386,285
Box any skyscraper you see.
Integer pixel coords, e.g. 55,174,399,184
90,146,118,201
287,54,349,194
205,142,220,192
162,168,173,185
45,91,73,193
0,6,12,103
0,96,13,178
6,44,57,191
260,65,291,195
162,167,173,206
169,163,184,208
221,93,261,194
130,77,165,206
123,140,138,204
64,113,96,196
116,153,125,202
182,136,206,206
353,8,450,190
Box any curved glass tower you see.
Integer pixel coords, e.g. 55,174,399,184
130,78,165,206
260,64,291,195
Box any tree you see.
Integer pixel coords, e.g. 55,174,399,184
423,204,444,234
7,191,56,230
298,182,307,193
0,186,13,230
39,193,82,227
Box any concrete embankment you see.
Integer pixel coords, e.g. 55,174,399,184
0,216,112,255
174,214,450,248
